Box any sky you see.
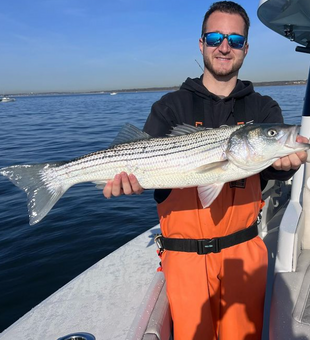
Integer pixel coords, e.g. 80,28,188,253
1,0,309,94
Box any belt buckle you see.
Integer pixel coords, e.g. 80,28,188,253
197,238,220,255
154,234,164,251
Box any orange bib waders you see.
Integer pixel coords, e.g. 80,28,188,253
157,175,268,340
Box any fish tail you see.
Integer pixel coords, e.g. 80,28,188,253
0,162,70,225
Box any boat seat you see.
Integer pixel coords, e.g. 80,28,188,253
269,249,310,339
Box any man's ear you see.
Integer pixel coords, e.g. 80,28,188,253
199,38,204,55
244,43,249,56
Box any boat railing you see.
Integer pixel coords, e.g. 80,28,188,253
268,71,310,339
275,73,310,273
126,271,173,340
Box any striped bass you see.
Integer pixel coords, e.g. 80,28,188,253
1,123,309,225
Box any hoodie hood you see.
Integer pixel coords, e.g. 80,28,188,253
180,76,254,101
179,76,256,128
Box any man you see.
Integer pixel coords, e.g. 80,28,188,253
104,2,308,339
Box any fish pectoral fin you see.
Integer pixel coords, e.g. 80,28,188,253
198,183,225,208
195,161,228,173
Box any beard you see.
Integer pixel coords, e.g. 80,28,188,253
203,54,244,78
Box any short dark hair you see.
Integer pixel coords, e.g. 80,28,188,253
201,1,250,38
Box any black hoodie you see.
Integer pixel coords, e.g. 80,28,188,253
143,76,296,201
144,76,283,136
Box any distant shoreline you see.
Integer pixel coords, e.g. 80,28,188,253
6,79,307,97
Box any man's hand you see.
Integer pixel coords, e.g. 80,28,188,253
103,172,144,198
272,135,309,171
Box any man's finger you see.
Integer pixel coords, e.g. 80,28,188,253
103,180,114,198
121,172,133,195
111,174,123,196
129,174,144,194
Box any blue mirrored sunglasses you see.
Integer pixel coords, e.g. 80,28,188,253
203,32,246,49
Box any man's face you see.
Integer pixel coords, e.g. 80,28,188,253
199,11,249,78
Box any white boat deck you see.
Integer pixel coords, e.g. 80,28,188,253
0,225,161,340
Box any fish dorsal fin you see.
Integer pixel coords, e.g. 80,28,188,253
167,123,235,137
168,124,207,137
109,123,151,147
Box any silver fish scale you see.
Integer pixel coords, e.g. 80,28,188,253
46,125,243,189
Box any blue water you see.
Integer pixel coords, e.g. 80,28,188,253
0,85,306,332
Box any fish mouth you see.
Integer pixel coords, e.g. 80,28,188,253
283,125,302,148
284,125,299,146
283,125,310,153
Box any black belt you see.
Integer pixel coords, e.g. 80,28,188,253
155,222,258,255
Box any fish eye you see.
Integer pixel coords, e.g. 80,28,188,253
267,128,278,137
